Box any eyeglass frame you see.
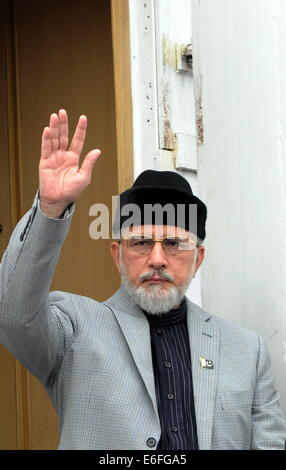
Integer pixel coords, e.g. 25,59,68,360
119,233,199,255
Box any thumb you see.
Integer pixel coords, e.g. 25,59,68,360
80,149,101,181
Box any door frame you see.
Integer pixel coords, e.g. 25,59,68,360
111,0,134,193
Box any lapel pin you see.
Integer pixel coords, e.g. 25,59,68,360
200,358,214,369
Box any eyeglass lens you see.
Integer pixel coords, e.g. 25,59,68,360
126,236,194,254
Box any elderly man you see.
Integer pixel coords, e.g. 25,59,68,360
0,110,285,450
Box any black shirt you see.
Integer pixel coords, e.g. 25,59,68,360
144,300,199,450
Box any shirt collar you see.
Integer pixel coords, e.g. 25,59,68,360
143,298,187,327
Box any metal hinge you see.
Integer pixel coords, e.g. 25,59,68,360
175,43,192,72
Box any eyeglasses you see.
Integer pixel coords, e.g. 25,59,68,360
122,234,196,255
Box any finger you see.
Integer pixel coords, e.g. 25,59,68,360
41,127,52,159
69,115,87,156
58,109,69,150
49,113,59,151
79,149,101,182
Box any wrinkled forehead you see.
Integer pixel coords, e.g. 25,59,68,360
120,224,194,239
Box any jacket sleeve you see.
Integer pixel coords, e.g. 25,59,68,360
251,334,286,449
0,193,76,386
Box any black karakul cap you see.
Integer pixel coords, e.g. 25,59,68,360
114,170,207,240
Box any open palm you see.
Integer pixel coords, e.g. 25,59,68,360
39,110,101,217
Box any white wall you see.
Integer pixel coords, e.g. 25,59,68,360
192,0,286,416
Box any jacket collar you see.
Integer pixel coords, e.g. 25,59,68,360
185,297,219,449
103,285,159,420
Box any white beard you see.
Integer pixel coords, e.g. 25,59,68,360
119,249,197,316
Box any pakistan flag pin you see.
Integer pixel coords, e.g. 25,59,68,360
200,358,214,369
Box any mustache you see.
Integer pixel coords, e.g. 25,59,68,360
139,270,175,283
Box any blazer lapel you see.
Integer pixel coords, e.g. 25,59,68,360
103,286,159,419
186,299,220,450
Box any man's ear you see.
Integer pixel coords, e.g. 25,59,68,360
193,245,205,278
110,241,121,273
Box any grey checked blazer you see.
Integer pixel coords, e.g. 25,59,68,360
0,195,285,450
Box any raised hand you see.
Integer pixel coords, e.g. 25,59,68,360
39,109,101,218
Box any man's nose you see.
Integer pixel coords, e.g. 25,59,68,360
148,241,168,268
